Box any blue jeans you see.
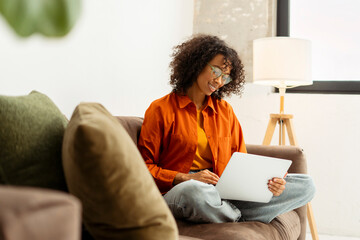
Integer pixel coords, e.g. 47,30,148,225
163,174,315,223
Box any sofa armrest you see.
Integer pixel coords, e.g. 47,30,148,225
246,144,307,174
0,186,81,240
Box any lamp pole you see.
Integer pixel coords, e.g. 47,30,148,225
279,87,286,114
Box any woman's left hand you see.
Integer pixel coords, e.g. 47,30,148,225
268,177,286,196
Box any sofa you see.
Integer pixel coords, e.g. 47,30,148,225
0,91,309,240
117,117,308,240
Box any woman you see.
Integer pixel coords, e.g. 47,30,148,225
138,34,315,223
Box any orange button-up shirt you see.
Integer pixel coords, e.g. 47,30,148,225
138,92,247,194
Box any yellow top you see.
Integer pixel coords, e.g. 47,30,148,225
190,108,213,170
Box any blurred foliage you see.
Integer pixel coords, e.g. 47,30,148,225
0,0,81,37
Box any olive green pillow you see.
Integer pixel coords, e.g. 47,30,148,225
62,102,177,240
0,91,68,191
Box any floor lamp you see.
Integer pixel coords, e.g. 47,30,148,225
253,37,319,240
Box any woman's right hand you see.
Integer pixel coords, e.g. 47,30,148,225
173,169,219,186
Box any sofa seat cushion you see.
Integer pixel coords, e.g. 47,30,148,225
0,91,68,191
176,210,300,240
179,236,204,240
62,102,178,240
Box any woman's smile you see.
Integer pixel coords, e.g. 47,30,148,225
208,82,218,92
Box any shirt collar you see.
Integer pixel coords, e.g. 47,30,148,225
205,95,218,114
176,93,193,109
175,93,218,114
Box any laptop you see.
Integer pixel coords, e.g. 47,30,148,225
215,152,292,203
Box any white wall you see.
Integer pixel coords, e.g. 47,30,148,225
1,0,359,238
227,85,360,237
0,0,194,118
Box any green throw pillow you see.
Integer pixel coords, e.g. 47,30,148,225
0,91,68,191
62,102,178,240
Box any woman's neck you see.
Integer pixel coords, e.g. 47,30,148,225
186,86,206,110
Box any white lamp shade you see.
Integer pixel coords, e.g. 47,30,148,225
253,37,312,87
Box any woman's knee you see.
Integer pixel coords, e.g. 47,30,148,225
303,175,316,201
290,174,316,202
177,180,218,204
286,174,316,203
164,180,221,220
165,180,217,204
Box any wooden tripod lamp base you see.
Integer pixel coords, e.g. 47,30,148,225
263,114,297,146
262,113,319,240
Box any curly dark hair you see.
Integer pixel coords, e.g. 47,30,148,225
169,34,245,99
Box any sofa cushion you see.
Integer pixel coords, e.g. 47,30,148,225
177,219,280,240
62,102,178,240
0,91,68,191
177,211,300,240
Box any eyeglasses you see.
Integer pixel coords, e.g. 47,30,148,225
207,63,232,85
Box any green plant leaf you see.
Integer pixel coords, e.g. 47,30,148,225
0,0,81,37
